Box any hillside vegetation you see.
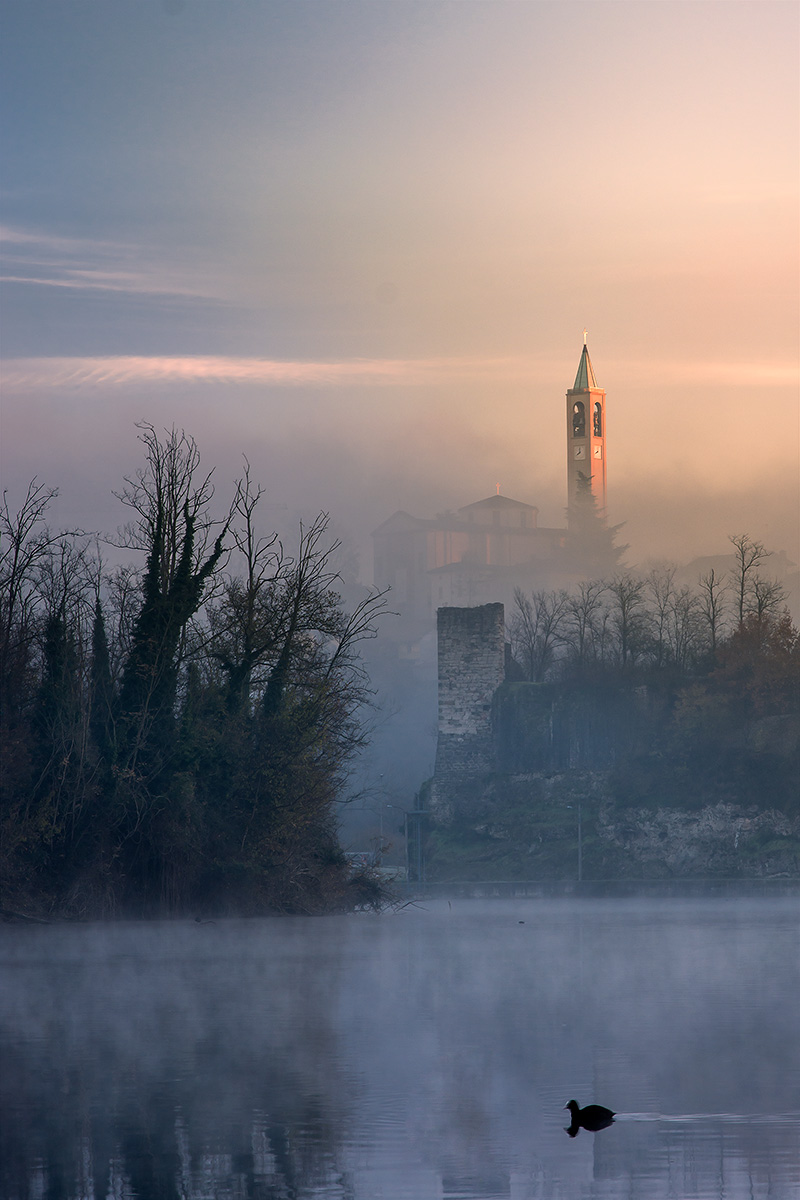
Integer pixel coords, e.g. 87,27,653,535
427,561,800,881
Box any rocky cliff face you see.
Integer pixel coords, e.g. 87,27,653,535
600,800,800,878
424,769,800,882
426,603,799,878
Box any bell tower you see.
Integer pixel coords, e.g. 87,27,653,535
566,336,606,515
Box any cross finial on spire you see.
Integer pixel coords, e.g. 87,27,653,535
496,482,500,496
583,328,588,345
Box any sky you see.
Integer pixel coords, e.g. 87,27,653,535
2,0,798,575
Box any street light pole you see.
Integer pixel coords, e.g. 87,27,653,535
406,808,427,883
577,802,583,884
567,803,583,884
403,811,409,881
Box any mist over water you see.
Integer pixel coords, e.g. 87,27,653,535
1,896,798,1199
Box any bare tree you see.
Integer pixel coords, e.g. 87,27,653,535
510,587,569,682
729,533,771,625
606,573,648,669
668,584,703,671
199,462,284,713
262,512,341,718
698,567,727,655
645,565,677,668
36,534,94,629
0,480,62,705
199,471,391,766
114,424,220,582
103,563,142,681
562,579,607,668
750,575,787,624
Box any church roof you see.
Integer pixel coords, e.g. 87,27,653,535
371,510,432,536
572,343,599,391
458,495,538,516
373,494,541,538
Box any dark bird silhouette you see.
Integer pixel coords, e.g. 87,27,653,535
564,1100,615,1137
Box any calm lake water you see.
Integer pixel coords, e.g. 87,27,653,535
1,896,798,1199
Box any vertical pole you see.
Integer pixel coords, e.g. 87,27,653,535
404,812,409,881
578,803,583,883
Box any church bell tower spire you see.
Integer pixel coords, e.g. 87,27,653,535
566,337,606,515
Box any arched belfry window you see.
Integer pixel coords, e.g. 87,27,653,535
593,401,602,437
572,401,585,438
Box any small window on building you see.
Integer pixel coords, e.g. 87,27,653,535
572,401,585,438
593,401,602,437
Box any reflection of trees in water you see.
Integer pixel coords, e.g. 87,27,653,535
0,926,358,1199
370,906,800,1199
591,1118,798,1200
1,1040,356,1198
0,1034,356,1198
2,908,799,1198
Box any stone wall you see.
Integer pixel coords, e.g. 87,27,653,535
431,604,506,820
491,680,652,773
424,602,800,875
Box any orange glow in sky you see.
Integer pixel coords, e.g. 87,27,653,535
1,1,797,567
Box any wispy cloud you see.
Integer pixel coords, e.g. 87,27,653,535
0,224,218,299
0,226,88,251
1,354,542,390
2,354,796,393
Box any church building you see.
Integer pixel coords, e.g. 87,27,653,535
372,341,610,625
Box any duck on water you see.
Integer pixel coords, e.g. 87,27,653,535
564,1100,615,1137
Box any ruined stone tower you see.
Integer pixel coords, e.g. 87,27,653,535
431,603,506,820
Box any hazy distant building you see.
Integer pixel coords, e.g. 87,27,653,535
372,498,565,621
372,341,610,623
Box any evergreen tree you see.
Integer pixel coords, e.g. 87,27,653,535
89,596,115,765
566,471,626,578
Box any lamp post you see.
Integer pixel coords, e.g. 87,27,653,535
383,805,426,882
567,803,583,884
404,806,427,883
577,802,583,884
361,787,427,882
379,803,414,881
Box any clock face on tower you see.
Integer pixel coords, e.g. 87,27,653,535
593,445,602,459
573,445,586,460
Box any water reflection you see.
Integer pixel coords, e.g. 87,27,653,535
1,897,799,1199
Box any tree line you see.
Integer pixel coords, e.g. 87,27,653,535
509,534,791,683
507,537,799,815
1,426,389,917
